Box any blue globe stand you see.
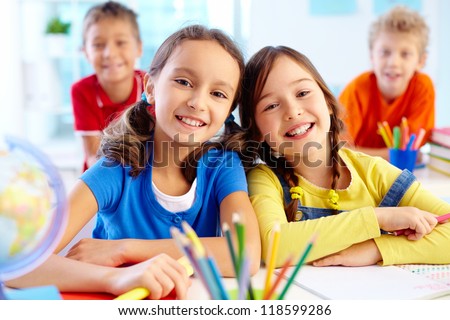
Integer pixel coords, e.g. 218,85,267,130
0,136,67,300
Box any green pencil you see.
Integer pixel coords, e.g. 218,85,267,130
278,234,317,300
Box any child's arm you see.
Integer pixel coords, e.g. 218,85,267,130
63,191,261,277
6,253,190,299
55,179,99,253
81,135,101,169
217,190,261,276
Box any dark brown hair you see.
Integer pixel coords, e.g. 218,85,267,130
82,1,141,44
100,24,245,180
240,46,345,221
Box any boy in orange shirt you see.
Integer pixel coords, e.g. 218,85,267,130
339,6,434,160
71,1,144,171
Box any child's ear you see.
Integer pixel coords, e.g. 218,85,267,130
81,46,90,61
143,73,155,104
137,40,143,58
416,52,427,70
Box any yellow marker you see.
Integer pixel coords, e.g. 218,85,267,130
114,287,150,300
114,256,193,300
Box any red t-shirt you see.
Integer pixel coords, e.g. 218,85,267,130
71,70,145,171
339,71,435,148
71,70,145,133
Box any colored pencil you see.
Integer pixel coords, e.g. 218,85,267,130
382,121,393,145
230,214,255,300
232,213,245,276
278,234,317,300
413,128,426,150
263,223,280,298
263,254,294,300
207,257,230,300
393,126,401,149
237,257,250,300
401,117,409,150
377,122,392,148
222,222,238,277
406,133,416,150
182,221,205,256
171,228,214,298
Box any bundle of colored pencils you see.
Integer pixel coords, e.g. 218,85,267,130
171,222,229,300
171,216,317,300
377,117,425,150
262,222,317,300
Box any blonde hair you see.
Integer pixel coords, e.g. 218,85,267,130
369,5,429,55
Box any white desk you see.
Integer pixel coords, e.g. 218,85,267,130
186,265,450,300
414,166,450,199
187,267,319,300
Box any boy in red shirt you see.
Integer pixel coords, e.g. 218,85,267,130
71,1,144,171
339,6,434,160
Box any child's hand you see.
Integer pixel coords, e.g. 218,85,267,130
312,240,381,267
374,207,438,240
65,238,126,267
107,253,191,300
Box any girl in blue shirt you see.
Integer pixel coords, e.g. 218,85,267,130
9,24,260,298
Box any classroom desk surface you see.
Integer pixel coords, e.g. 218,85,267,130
414,166,450,199
185,267,319,300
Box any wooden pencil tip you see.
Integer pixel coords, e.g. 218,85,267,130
222,222,230,231
232,212,241,224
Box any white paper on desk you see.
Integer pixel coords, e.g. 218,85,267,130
276,265,450,299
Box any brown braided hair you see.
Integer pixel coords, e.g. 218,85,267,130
240,46,345,221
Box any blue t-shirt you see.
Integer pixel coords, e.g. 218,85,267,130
81,149,247,240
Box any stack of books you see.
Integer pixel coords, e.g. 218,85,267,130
428,127,450,176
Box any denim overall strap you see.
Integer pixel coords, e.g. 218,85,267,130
378,170,416,207
274,172,340,220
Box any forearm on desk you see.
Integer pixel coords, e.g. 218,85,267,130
6,254,112,293
120,237,255,277
375,223,450,265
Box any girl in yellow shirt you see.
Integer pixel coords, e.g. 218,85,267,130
240,46,450,267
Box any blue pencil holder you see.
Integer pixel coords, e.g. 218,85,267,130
389,149,418,172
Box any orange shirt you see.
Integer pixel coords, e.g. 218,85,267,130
339,71,435,148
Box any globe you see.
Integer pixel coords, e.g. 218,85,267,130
0,136,67,299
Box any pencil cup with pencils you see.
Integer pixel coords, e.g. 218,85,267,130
389,148,418,172
378,118,425,172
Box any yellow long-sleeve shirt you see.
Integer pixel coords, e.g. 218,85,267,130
247,148,450,267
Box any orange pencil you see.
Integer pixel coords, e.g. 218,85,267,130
401,117,409,150
263,223,280,297
263,254,293,300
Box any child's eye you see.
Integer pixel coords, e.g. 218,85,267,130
175,79,192,87
297,90,309,98
117,40,128,46
92,43,105,49
263,103,278,111
401,51,412,58
212,91,227,99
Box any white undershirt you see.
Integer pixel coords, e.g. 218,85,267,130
152,178,197,212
